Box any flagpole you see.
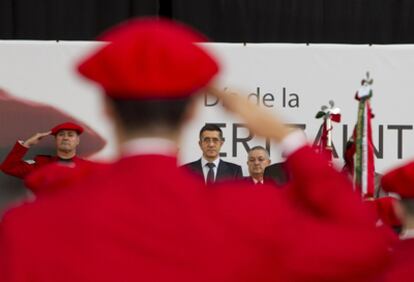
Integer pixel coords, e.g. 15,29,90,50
353,72,375,198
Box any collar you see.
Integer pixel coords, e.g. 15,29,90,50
400,228,414,240
251,177,263,184
52,155,78,162
57,157,74,162
122,137,178,157
201,156,220,168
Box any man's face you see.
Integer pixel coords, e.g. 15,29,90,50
55,130,80,153
199,130,223,161
247,149,270,178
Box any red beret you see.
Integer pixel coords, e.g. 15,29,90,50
51,122,84,136
382,161,414,198
77,18,219,99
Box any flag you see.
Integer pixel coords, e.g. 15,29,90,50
353,82,375,198
314,102,341,163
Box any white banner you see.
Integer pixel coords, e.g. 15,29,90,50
1,41,414,175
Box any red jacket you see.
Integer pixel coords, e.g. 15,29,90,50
23,160,105,195
0,141,90,183
0,146,390,282
382,238,414,281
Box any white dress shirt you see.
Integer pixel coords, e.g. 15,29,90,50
252,178,264,185
201,157,220,183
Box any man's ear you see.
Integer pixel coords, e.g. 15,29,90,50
103,96,125,147
103,96,115,120
393,200,405,223
103,96,124,132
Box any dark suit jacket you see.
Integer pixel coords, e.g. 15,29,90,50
182,159,242,183
263,162,289,186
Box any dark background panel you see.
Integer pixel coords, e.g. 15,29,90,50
172,0,414,44
1,1,414,43
0,0,159,40
0,0,13,38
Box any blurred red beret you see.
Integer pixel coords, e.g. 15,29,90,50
382,161,414,198
77,17,219,99
51,122,84,136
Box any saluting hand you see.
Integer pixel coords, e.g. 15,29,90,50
207,86,295,143
22,131,52,148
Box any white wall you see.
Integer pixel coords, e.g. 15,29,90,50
1,41,413,175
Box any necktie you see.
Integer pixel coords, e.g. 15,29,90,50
206,163,215,184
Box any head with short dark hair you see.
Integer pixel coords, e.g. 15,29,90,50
199,124,223,141
198,124,224,162
109,97,191,134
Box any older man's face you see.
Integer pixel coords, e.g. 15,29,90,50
55,130,80,153
247,149,270,177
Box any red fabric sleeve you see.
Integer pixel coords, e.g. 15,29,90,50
280,146,390,281
0,141,35,179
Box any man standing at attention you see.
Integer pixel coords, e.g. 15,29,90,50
182,124,242,184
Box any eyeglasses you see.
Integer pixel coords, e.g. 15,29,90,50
201,137,222,144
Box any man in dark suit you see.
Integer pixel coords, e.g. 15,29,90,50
244,145,270,185
182,124,242,184
263,161,290,186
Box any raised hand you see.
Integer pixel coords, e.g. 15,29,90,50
206,86,296,143
22,131,52,148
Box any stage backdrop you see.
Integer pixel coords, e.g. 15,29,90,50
0,41,414,178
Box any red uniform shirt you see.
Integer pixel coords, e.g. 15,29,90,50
23,160,105,195
382,238,414,281
0,141,91,190
0,147,390,282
